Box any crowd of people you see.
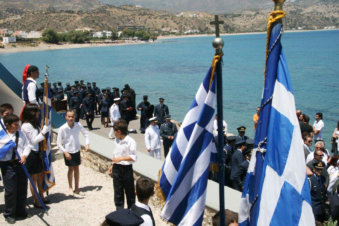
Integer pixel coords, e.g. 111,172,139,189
0,64,338,225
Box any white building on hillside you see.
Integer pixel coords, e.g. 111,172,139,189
2,36,16,44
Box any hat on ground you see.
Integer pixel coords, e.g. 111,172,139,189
314,161,325,169
235,139,246,148
165,114,171,119
114,98,120,102
159,97,164,101
226,136,236,142
149,117,158,122
237,126,246,132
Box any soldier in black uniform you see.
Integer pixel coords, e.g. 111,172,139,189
154,97,169,127
160,115,178,158
236,126,249,142
82,92,95,130
309,161,328,223
230,140,246,191
69,90,81,122
51,82,58,98
137,95,151,133
92,82,100,115
98,88,106,115
120,95,133,125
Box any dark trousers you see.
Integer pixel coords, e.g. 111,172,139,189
139,115,147,133
163,139,174,158
85,114,94,130
0,161,28,217
112,164,135,210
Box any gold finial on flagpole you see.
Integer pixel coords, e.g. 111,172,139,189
273,0,285,10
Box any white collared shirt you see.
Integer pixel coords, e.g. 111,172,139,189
113,135,137,165
110,103,121,122
0,130,32,161
145,125,161,151
57,122,89,154
21,122,45,152
313,119,324,141
22,78,40,105
135,201,153,226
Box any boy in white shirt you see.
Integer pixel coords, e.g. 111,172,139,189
57,110,90,195
108,119,137,210
145,117,161,160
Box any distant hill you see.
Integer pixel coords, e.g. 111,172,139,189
0,1,337,34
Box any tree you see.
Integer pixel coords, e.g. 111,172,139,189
65,30,90,43
110,30,119,40
42,28,59,44
121,28,135,38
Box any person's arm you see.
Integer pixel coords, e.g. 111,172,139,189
56,129,66,153
333,128,338,138
19,132,32,164
27,82,38,105
22,124,45,145
145,129,151,151
79,123,90,151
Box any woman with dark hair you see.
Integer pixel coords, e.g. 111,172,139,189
21,104,51,208
332,120,339,155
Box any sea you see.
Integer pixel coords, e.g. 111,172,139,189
0,30,338,146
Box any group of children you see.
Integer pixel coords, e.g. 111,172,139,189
0,102,155,225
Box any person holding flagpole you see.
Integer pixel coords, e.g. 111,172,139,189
21,104,51,208
0,114,32,224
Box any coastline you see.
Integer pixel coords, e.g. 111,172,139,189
0,28,337,54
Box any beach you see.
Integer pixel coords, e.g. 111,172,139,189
1,29,334,54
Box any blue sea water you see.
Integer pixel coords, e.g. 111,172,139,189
0,30,338,145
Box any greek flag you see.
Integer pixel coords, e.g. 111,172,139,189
0,130,16,159
239,14,315,226
159,62,218,225
41,83,56,191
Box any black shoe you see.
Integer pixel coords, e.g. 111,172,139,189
5,216,16,224
34,203,44,209
16,213,31,220
43,199,51,204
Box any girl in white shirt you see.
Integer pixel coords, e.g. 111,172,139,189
21,104,50,208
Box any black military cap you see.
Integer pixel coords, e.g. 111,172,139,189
71,85,76,88
237,126,246,132
143,95,148,99
57,81,61,85
165,114,171,119
159,97,164,101
40,82,44,86
74,80,79,84
226,136,236,142
105,209,143,226
101,88,106,92
87,82,91,85
235,139,246,147
314,161,325,169
80,80,84,82
85,91,92,96
92,82,96,84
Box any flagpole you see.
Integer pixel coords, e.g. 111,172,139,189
211,15,225,226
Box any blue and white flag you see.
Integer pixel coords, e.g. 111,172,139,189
159,59,219,225
0,129,16,159
41,82,55,192
239,12,315,226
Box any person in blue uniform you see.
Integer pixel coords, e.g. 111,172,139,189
230,139,247,191
100,94,110,127
154,97,169,127
51,82,58,98
160,115,178,158
236,126,249,142
69,90,81,122
92,82,100,115
82,92,95,130
224,136,236,186
120,95,133,126
55,88,64,101
137,95,151,133
309,161,328,223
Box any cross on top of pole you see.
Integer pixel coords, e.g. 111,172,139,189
210,15,224,38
